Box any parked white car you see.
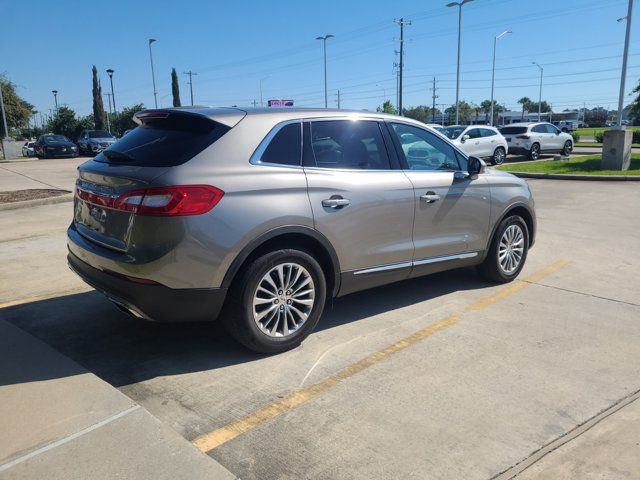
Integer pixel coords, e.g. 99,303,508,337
22,141,36,157
499,122,573,160
439,125,508,165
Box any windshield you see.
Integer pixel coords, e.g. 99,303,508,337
43,135,69,143
88,130,113,138
440,126,466,139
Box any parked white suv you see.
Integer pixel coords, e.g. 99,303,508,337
500,122,573,160
439,125,508,165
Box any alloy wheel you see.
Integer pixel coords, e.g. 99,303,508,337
530,144,540,160
493,148,506,165
252,262,315,337
498,224,525,275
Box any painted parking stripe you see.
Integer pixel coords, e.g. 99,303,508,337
192,259,571,453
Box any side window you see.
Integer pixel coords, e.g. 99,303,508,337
466,128,482,139
259,122,301,166
307,120,391,170
532,125,545,133
545,124,559,134
481,128,497,137
390,123,460,171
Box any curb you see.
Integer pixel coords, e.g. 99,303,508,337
0,193,73,211
505,172,640,181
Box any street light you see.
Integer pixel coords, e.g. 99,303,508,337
615,0,634,128
489,30,511,126
52,90,58,110
316,34,334,108
148,39,158,108
446,0,473,124
259,76,270,107
532,62,543,121
106,69,116,112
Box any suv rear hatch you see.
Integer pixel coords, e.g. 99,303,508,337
73,108,244,253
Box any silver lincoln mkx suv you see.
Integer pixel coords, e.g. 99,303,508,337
67,107,536,353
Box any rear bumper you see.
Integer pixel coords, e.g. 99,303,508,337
507,146,530,155
67,251,227,322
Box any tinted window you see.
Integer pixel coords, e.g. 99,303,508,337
95,116,230,167
532,125,546,133
500,127,528,135
308,120,390,170
441,126,466,139
545,124,559,134
88,130,113,138
466,128,482,139
391,123,460,171
259,122,301,166
480,128,497,137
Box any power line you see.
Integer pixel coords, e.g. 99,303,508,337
183,70,198,106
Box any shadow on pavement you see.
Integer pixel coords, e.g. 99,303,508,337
2,267,488,389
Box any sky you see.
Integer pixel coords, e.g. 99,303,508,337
1,0,638,121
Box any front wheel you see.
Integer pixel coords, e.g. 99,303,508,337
491,147,506,165
477,215,529,283
562,140,572,156
223,249,327,353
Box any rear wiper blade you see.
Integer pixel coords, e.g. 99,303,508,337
103,150,135,161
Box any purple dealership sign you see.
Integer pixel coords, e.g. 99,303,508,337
267,99,294,107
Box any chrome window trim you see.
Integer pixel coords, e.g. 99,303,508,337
249,119,303,168
353,252,479,275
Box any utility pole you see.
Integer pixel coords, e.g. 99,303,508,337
251,99,258,107
490,30,511,126
335,90,341,109
616,0,634,128
316,34,334,108
0,80,7,160
394,18,410,116
148,39,158,108
447,0,473,124
431,77,438,123
183,70,198,106
393,50,400,112
104,93,112,133
532,62,543,122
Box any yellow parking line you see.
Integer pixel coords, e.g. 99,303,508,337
192,259,571,453
0,287,92,309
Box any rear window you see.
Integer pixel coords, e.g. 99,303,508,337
499,127,528,135
94,114,230,167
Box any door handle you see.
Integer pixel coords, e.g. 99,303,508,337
322,198,350,208
420,192,440,203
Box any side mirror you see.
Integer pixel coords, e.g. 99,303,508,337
468,156,486,176
462,134,470,142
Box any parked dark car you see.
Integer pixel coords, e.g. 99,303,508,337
34,134,79,159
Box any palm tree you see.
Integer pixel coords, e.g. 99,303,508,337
518,97,531,120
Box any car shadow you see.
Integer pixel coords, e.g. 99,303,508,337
2,267,489,389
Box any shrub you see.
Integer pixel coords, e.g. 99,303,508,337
570,131,580,143
595,132,604,143
633,130,640,144
594,130,639,144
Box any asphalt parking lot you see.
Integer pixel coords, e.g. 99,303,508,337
1,157,639,479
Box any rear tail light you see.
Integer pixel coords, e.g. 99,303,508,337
516,135,530,139
76,185,223,216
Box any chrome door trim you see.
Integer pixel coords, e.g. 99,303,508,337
353,252,478,275
249,119,303,167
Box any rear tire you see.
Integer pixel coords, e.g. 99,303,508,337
477,215,529,283
491,147,506,165
528,143,540,160
222,249,327,354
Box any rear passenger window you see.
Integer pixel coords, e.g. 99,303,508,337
260,122,301,166
466,129,482,139
481,128,497,137
307,120,391,170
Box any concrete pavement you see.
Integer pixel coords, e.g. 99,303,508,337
0,157,86,192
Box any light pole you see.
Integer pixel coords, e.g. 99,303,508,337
0,81,8,161
446,0,474,125
52,90,58,111
532,62,543,121
616,0,634,128
148,39,158,108
490,30,511,126
259,76,270,107
184,70,198,106
316,34,334,108
106,69,116,112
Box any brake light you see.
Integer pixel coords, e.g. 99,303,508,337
516,135,530,139
76,185,223,216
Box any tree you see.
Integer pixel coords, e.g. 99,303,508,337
480,99,506,125
44,107,93,140
171,68,181,107
92,66,106,130
404,105,440,123
528,100,552,116
517,97,532,120
109,104,144,136
627,78,640,122
377,100,397,115
0,75,34,137
456,100,473,124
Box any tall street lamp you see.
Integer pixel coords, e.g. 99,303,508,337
259,76,270,107
446,0,473,124
316,34,334,108
52,90,58,110
616,0,634,128
106,69,116,112
490,30,511,126
148,39,158,108
532,62,543,121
